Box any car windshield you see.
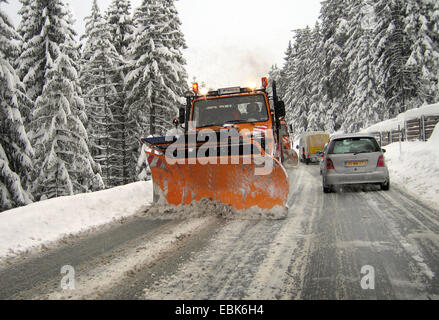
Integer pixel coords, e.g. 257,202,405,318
192,94,269,128
329,137,380,154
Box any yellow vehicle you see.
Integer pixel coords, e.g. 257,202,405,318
141,78,290,212
297,131,330,165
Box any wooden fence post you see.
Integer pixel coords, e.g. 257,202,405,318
404,120,409,141
421,115,426,141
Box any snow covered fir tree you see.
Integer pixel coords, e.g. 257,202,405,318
0,0,189,212
0,0,34,211
274,0,439,135
104,0,136,186
125,0,188,181
15,0,103,201
80,0,124,189
31,51,104,200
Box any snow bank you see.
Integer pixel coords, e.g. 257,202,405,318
404,103,439,120
384,123,439,207
0,181,153,260
363,103,439,133
364,117,401,133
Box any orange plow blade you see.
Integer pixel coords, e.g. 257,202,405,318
146,152,289,212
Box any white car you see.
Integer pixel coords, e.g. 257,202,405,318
321,133,390,193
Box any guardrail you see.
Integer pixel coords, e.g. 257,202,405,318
368,115,439,147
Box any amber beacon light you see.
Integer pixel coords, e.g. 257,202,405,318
192,82,199,94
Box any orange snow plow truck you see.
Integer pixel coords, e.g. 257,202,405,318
141,78,290,212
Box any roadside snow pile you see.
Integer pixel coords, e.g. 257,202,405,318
363,103,439,133
145,198,235,219
384,123,439,207
144,198,287,220
0,181,153,261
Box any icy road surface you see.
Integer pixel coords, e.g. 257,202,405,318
1,164,438,300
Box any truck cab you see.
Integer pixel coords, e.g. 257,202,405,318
178,79,286,161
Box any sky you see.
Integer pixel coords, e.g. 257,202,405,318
2,0,322,89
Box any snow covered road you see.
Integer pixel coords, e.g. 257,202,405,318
1,164,438,300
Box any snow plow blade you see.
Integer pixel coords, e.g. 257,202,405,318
142,137,289,212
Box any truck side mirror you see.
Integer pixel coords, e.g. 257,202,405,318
275,101,286,118
178,107,185,124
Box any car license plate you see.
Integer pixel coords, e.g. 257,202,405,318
345,161,367,167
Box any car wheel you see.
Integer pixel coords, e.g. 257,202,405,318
380,180,390,191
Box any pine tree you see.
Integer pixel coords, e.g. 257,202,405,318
284,27,313,134
126,0,188,181
17,0,81,122
17,0,33,47
319,0,350,132
0,0,34,211
282,41,297,131
80,0,124,188
105,0,136,185
342,0,383,132
405,0,439,104
269,40,292,102
31,51,104,200
279,0,439,134
16,0,103,199
127,0,187,136
268,64,282,96
15,0,35,125
278,41,293,105
164,0,189,98
307,22,327,132
373,0,417,118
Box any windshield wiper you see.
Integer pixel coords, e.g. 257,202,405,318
199,120,261,128
223,120,245,125
198,123,223,128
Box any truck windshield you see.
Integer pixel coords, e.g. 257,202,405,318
192,94,269,128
